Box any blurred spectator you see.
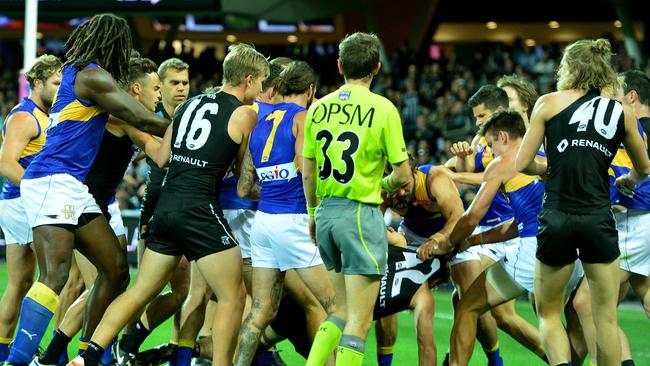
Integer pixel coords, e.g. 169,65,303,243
0,37,643,208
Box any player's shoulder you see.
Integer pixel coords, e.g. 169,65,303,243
5,110,37,127
231,104,258,122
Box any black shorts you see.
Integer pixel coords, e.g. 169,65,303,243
270,296,310,358
373,247,447,320
139,167,165,239
537,208,619,266
146,204,238,261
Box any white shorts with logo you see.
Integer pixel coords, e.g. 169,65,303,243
223,208,256,259
398,222,481,265
616,208,650,276
108,200,125,237
492,236,583,297
474,225,519,263
0,197,32,245
251,211,323,271
21,174,102,228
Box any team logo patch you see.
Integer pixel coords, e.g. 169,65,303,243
221,235,230,245
61,205,76,220
338,91,351,101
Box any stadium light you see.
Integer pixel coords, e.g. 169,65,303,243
486,21,497,30
613,20,622,28
548,21,560,29
287,34,298,43
226,34,237,43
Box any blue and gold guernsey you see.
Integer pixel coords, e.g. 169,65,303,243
401,165,450,238
609,120,650,210
0,98,49,199
23,63,109,182
501,173,545,238
218,100,274,211
474,137,514,226
249,102,306,214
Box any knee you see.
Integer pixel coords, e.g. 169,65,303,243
491,309,513,330
8,273,35,298
40,266,70,294
170,278,190,304
376,323,397,346
249,297,278,325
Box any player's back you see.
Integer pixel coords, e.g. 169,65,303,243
401,164,449,237
305,84,406,205
502,173,544,237
545,90,625,213
249,102,306,214
218,100,273,211
474,136,514,227
157,91,242,211
24,63,109,182
85,129,137,210
609,121,650,210
1,97,49,199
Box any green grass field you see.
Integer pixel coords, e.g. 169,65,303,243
2,265,647,366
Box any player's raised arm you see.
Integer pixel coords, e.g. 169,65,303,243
75,67,168,136
418,166,465,254
516,95,548,175
230,106,260,200
423,160,503,260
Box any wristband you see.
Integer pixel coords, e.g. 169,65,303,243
307,206,316,217
382,176,399,193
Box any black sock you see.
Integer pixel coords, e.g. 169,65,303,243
120,320,151,354
39,329,72,364
622,360,635,366
81,342,104,366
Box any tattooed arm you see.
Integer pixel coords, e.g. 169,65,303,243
237,144,260,200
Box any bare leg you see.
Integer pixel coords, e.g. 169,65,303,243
583,261,621,366
449,261,499,351
88,249,180,348
196,247,246,366
535,261,575,365
0,244,36,339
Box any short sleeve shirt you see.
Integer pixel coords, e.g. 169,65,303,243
303,84,408,205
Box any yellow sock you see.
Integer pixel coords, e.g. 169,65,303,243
336,346,364,366
306,318,344,366
377,346,393,355
0,338,12,345
535,344,546,357
178,339,194,348
483,340,499,353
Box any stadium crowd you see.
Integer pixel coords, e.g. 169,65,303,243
2,10,650,366
1,36,646,210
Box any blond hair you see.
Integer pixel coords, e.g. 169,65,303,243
497,74,538,118
222,44,269,87
25,54,62,88
157,58,189,81
557,39,618,92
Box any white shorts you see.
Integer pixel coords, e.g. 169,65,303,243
0,197,32,245
616,209,650,276
251,211,323,271
491,237,583,297
398,222,481,265
21,174,102,228
223,208,256,259
474,225,518,263
108,200,125,237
